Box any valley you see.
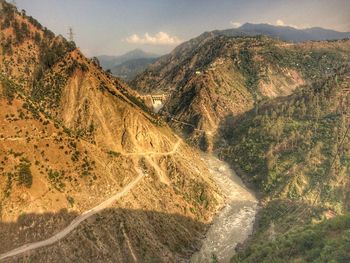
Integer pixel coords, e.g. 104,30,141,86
191,155,258,263
0,146,259,263
1,0,350,262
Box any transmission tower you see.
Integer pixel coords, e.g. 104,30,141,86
68,27,74,42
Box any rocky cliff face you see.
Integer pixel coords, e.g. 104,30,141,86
0,2,223,261
132,33,350,150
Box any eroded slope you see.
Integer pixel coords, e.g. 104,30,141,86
0,2,223,261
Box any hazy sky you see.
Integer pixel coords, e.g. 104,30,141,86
15,0,350,57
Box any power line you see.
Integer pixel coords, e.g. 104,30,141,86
68,27,74,42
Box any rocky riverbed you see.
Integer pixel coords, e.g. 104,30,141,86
191,154,259,263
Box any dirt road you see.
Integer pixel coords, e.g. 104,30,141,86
0,170,144,261
0,139,182,261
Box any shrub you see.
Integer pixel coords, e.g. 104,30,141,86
18,162,33,188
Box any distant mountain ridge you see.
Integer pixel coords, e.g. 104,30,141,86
216,23,350,42
132,28,350,150
98,49,160,80
98,49,159,70
110,57,158,81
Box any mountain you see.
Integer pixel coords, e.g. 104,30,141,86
0,2,223,262
132,32,350,150
132,23,350,261
223,64,350,262
98,49,160,81
98,49,159,71
110,57,158,81
218,23,350,42
233,214,350,262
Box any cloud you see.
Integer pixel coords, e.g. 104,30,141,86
276,19,285,26
230,21,242,28
275,19,301,29
125,32,182,45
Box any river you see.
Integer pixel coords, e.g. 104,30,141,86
191,154,259,263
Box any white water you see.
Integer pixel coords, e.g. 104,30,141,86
191,154,259,263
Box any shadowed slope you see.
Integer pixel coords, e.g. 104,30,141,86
1,208,208,263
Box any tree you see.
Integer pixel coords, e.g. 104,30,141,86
299,100,307,117
18,162,33,188
34,32,41,43
211,254,219,263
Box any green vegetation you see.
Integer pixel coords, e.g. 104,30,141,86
31,43,76,109
262,44,347,80
238,46,261,100
48,169,65,192
233,214,350,263
0,76,15,103
108,150,121,158
219,64,350,261
18,162,33,188
3,172,14,197
66,195,75,206
31,71,67,108
220,65,350,202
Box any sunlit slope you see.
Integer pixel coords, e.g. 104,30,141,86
0,1,223,261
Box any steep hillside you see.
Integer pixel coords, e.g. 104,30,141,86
132,33,350,150
233,214,350,262
0,2,223,262
217,64,350,260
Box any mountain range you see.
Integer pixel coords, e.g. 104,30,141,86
219,23,350,42
131,22,350,262
132,31,350,150
1,0,350,262
99,23,349,81
97,49,159,80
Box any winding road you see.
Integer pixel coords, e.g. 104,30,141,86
0,171,144,261
0,138,258,263
0,139,258,262
0,139,182,261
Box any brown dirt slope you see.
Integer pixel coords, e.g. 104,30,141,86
0,1,223,261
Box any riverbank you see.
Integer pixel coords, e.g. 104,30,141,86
191,154,259,263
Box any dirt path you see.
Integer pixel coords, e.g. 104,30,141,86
0,139,182,261
0,136,182,158
122,139,181,156
0,169,144,261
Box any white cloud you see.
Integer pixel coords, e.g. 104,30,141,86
275,19,301,29
125,32,182,45
230,21,242,28
276,19,285,26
